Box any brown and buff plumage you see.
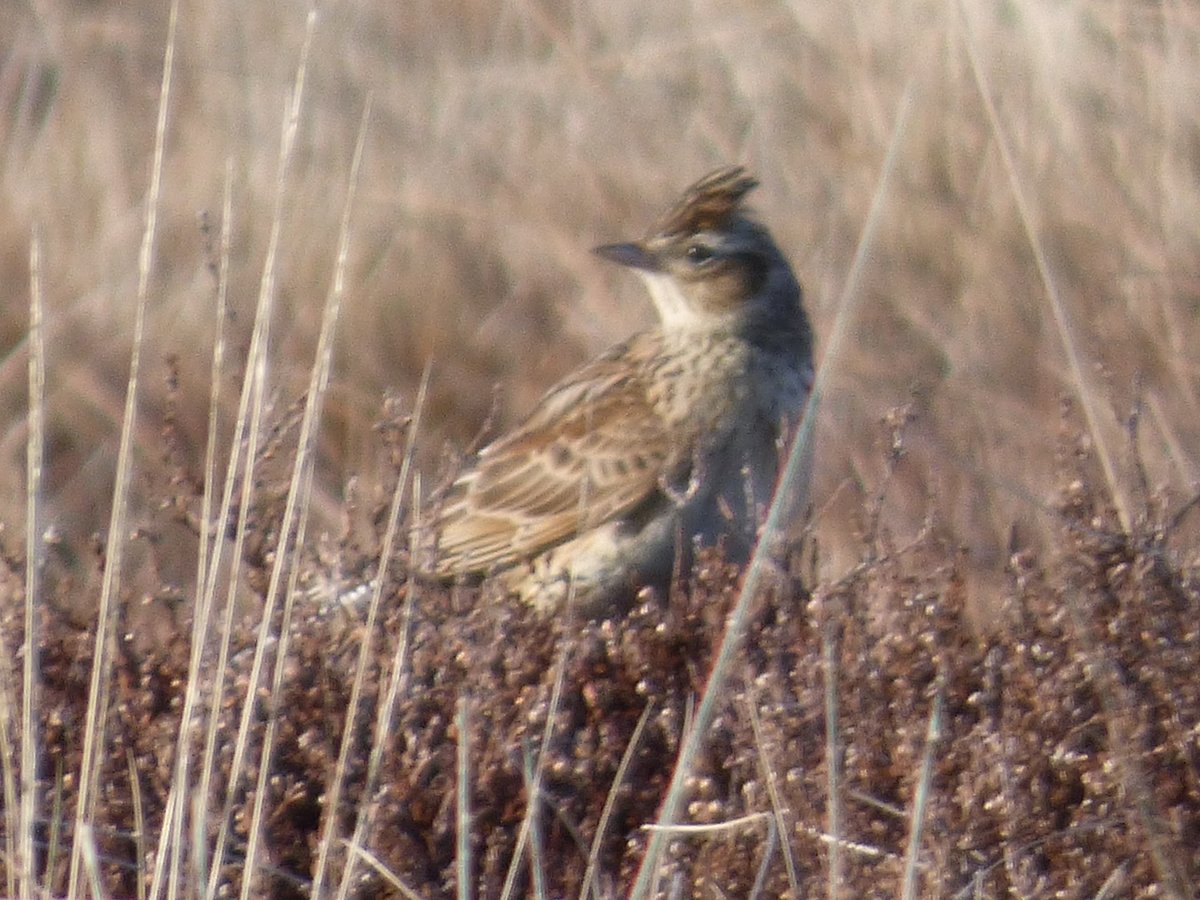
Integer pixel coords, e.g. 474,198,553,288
425,166,814,612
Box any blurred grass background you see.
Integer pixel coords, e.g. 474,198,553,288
1,0,1197,620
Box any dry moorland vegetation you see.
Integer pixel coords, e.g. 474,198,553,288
0,0,1198,896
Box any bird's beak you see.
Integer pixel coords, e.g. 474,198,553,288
592,241,660,272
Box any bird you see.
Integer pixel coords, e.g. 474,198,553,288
422,166,814,613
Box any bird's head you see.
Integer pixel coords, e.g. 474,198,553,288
593,166,802,335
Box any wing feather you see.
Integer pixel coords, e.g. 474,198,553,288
430,340,675,575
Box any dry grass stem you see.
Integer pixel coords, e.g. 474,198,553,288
20,225,45,899
68,2,178,892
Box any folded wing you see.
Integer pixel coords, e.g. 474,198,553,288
430,347,674,575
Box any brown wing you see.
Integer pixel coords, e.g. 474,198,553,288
430,344,673,576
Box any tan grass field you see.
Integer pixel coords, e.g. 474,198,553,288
0,0,1197,896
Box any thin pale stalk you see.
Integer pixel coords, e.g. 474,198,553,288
900,681,943,900
500,472,597,900
747,818,778,900
341,842,424,900
521,739,547,900
78,824,106,900
628,80,916,900
67,2,178,893
333,451,430,899
745,696,800,896
456,696,473,900
0,675,18,898
498,629,575,900
958,0,1129,532
1063,585,1191,898
46,768,64,892
202,12,317,898
127,750,147,900
149,157,235,900
237,413,317,899
303,97,400,899
20,226,45,898
643,812,771,835
578,702,652,900
822,619,842,900
237,80,366,900
1092,864,1130,900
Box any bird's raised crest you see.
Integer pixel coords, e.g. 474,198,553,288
652,166,759,238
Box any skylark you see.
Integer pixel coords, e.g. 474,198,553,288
425,166,814,612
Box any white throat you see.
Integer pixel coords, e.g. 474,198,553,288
639,272,709,330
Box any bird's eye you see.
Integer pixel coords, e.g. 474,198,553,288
685,243,714,264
